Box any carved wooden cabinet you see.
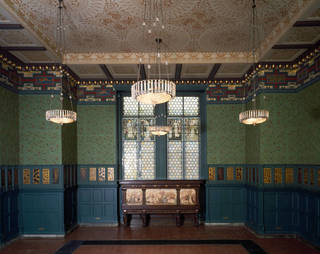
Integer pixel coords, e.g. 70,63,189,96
120,180,203,226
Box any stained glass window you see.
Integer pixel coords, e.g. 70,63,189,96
122,97,155,180
167,96,200,179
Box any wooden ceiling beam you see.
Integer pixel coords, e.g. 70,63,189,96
2,46,46,51
138,64,146,80
293,21,320,27
0,24,23,30
99,64,114,81
272,44,313,49
208,64,221,80
175,64,182,80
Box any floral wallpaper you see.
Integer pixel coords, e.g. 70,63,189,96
0,86,19,165
77,105,116,164
19,95,62,165
62,100,77,165
207,104,246,164
247,80,320,164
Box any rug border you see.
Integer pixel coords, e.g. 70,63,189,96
54,239,267,254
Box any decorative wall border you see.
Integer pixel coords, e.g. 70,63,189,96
0,44,319,104
207,164,320,190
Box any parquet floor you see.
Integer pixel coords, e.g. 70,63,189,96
0,223,319,254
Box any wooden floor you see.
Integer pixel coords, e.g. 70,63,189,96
0,224,319,254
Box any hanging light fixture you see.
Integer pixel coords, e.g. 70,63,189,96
131,0,176,105
239,0,269,126
149,111,171,136
46,0,77,125
149,125,172,136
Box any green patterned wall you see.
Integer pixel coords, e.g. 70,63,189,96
245,99,261,164
246,81,320,164
0,86,19,165
207,104,246,164
19,95,62,165
62,99,77,165
77,105,116,164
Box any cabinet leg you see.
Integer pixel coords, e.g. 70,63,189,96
141,214,148,227
193,214,199,226
123,214,131,226
176,214,182,227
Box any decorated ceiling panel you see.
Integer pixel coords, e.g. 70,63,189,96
215,63,250,78
181,64,212,79
0,30,40,46
278,27,320,44
0,6,18,23
108,64,138,79
1,0,316,64
10,50,57,63
68,64,106,79
262,49,306,62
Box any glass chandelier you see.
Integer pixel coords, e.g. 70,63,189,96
131,0,176,105
46,0,77,125
149,125,172,136
239,0,269,126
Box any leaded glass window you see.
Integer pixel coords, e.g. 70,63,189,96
122,97,155,180
167,96,200,179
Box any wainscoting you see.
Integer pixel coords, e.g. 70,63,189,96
78,186,117,224
1,164,319,248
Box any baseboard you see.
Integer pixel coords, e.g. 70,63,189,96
78,223,119,227
22,234,65,238
204,222,245,226
0,235,20,250
245,225,296,238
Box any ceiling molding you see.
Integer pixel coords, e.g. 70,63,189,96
64,52,250,65
99,64,114,80
175,64,182,80
2,46,46,51
0,24,23,30
208,64,221,80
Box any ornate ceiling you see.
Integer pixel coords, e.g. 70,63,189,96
0,0,319,79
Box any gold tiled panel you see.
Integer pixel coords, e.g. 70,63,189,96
303,168,308,184
52,168,59,184
90,168,97,181
264,168,272,184
227,167,233,181
42,168,50,184
236,168,242,180
274,168,282,184
208,167,215,180
33,169,40,184
108,167,114,181
23,169,30,184
310,168,314,185
285,168,294,184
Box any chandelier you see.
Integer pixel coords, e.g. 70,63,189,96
131,0,176,105
149,125,172,136
239,0,269,126
46,0,77,125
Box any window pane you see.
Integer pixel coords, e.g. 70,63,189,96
168,97,183,116
139,103,154,116
185,153,199,179
123,97,138,116
168,152,183,179
184,97,199,116
167,96,200,180
122,97,155,180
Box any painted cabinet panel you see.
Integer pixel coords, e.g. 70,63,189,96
206,185,246,222
78,186,117,224
0,190,19,244
20,191,64,234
